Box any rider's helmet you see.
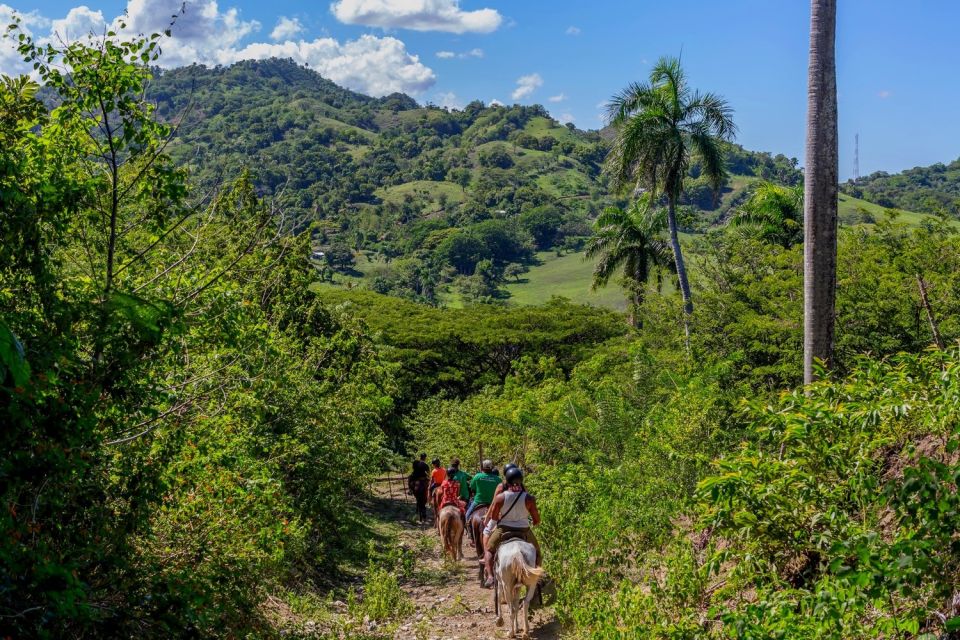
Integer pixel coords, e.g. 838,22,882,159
503,462,518,475
505,466,523,486
481,459,493,472
446,467,458,480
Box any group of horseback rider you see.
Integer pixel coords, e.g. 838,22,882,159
408,454,540,588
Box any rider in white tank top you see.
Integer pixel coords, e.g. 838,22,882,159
499,488,531,529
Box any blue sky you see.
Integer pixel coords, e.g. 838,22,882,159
3,0,959,179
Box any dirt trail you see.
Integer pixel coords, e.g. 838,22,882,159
367,480,560,640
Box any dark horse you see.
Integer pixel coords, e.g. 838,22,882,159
409,477,429,522
469,504,489,582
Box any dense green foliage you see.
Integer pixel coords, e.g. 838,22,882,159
1,30,397,637
843,157,960,216
410,211,960,638
7,17,960,640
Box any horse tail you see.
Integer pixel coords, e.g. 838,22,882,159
440,508,461,554
510,548,544,584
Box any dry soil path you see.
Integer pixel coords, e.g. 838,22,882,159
367,479,560,640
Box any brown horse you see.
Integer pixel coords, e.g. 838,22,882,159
469,505,488,557
438,505,464,561
469,504,490,582
431,487,443,531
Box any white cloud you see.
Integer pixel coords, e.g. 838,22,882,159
511,72,542,101
0,0,438,97
227,35,436,96
434,91,461,110
878,89,892,99
548,93,566,103
52,6,107,41
489,98,503,106
331,0,502,34
557,112,575,124
117,0,261,67
436,47,482,59
0,4,49,75
565,26,580,35
271,16,304,41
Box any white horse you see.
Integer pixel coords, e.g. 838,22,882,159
495,540,544,638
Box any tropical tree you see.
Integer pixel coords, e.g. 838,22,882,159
803,0,839,383
731,181,804,247
605,57,736,344
585,199,673,327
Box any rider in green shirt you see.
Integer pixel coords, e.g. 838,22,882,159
465,460,501,521
450,458,472,502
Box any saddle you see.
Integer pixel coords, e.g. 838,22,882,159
500,529,527,545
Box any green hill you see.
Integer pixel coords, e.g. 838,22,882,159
842,157,960,216
152,59,953,312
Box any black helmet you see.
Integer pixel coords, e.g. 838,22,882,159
432,458,441,466
505,467,523,485
446,467,457,479
504,462,518,473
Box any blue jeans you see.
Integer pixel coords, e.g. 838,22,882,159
465,499,488,523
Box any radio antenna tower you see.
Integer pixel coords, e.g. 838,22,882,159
853,133,860,181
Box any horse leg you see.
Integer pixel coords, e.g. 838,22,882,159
494,578,503,627
510,587,520,638
522,581,538,638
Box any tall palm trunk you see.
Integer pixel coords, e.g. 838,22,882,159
803,0,839,384
667,195,692,350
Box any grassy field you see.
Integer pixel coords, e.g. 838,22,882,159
374,180,465,205
503,251,627,310
836,192,949,227
523,116,582,143
311,191,952,313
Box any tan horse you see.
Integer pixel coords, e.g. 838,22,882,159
438,505,464,561
430,487,442,530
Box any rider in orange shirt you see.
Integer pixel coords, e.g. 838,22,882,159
429,458,446,495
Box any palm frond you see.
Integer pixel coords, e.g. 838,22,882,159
689,127,728,192
685,90,737,141
730,181,804,246
605,81,652,126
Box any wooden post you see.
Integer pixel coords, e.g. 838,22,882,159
917,274,944,349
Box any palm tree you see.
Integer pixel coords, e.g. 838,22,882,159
803,0,839,383
731,182,804,247
585,199,673,328
605,57,736,345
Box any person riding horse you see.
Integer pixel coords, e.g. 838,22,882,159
449,458,472,504
482,466,541,588
438,467,465,514
429,458,446,496
408,453,430,522
465,459,500,523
